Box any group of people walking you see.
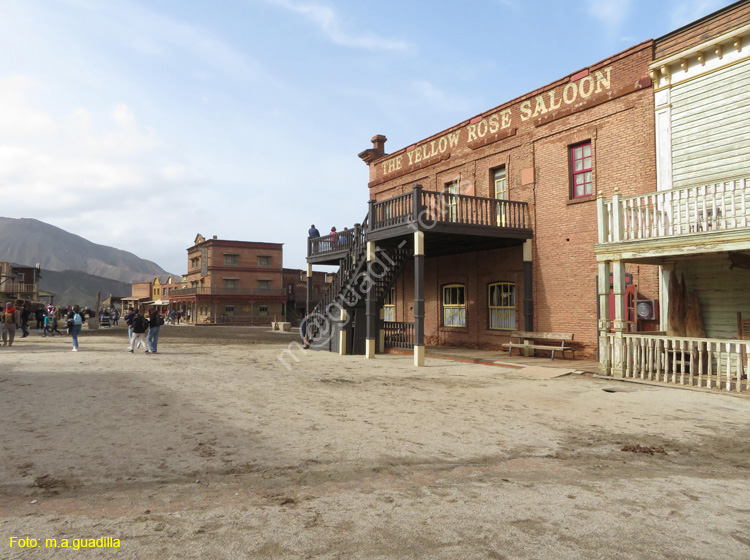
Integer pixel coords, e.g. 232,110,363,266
1,302,166,354
2,302,83,349
123,307,165,354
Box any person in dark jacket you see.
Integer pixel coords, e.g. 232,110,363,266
308,224,320,238
123,307,136,345
128,310,150,354
148,309,164,353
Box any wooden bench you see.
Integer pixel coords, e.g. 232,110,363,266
501,331,575,360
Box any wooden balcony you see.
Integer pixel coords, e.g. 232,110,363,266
596,176,750,262
0,282,39,295
307,185,532,264
169,287,286,298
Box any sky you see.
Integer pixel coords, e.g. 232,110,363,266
0,0,733,275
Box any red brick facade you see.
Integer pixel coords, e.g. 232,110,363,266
171,235,286,323
365,43,661,355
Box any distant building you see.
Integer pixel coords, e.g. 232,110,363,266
0,262,42,303
169,234,287,324
283,267,330,322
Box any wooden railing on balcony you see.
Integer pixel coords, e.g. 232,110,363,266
0,282,38,294
383,321,415,349
371,185,530,232
604,333,750,392
599,177,750,244
169,287,286,297
308,216,368,259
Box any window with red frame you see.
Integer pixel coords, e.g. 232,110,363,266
571,141,593,198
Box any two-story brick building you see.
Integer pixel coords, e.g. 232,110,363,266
169,235,286,324
307,39,660,363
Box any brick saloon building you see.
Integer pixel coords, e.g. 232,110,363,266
170,235,287,324
307,40,660,364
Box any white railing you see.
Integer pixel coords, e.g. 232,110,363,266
604,333,750,392
602,177,750,243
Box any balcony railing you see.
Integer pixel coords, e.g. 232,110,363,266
383,321,415,349
371,185,530,232
599,177,750,244
307,216,368,259
169,287,286,297
0,282,38,294
604,333,750,393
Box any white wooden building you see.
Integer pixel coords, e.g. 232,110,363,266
595,2,750,392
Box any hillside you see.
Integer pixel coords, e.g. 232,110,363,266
0,217,176,283
39,270,133,308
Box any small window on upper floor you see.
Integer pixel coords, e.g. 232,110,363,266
224,254,239,266
258,255,272,267
223,279,238,290
570,141,593,199
258,279,271,290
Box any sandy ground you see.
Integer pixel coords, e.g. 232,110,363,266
2,325,750,559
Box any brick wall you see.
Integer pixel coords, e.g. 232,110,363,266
366,42,661,356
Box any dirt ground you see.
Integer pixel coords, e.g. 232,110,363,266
2,325,750,559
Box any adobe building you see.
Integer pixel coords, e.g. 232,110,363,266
169,235,286,324
307,38,660,363
595,1,750,388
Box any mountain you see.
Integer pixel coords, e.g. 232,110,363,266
39,269,134,309
0,217,177,283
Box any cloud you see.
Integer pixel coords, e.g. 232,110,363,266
586,0,633,32
267,0,411,51
410,80,478,114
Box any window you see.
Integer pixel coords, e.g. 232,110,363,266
383,287,395,322
224,305,235,316
16,273,25,282
224,254,239,266
493,166,507,226
442,284,466,327
258,255,272,267
570,141,593,198
488,282,516,330
259,305,269,316
257,279,271,290
444,180,459,222
223,279,238,290
190,257,200,269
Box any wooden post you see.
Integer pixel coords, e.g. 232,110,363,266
306,263,312,315
365,241,377,359
414,231,425,367
612,259,626,378
523,239,533,332
598,260,611,375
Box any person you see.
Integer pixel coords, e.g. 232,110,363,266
148,309,164,353
308,224,320,238
128,310,150,354
20,304,30,338
66,305,85,351
42,313,52,337
123,307,136,345
2,302,19,347
50,314,62,336
35,307,44,330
